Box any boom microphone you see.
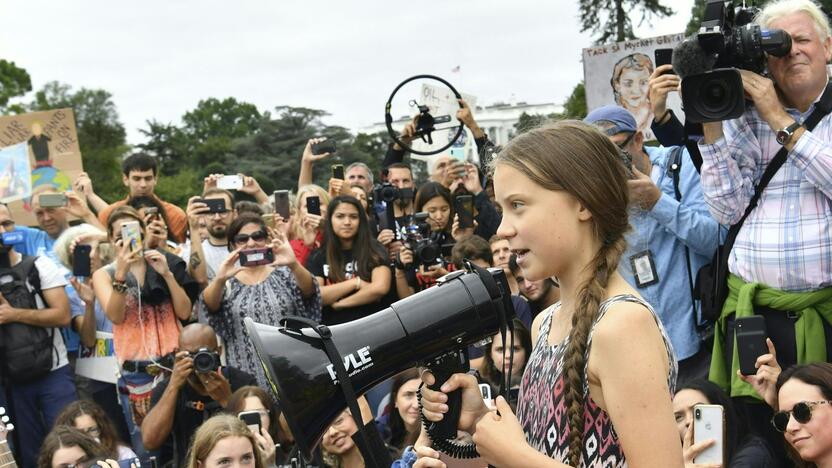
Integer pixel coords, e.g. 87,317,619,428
672,38,716,79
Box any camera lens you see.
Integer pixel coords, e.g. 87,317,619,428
695,409,701,419
193,350,218,373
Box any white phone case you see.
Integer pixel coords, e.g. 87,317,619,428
217,175,243,190
693,404,724,465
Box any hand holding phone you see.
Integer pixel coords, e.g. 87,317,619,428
692,404,724,465
273,190,291,219
735,316,768,376
306,196,321,216
239,411,262,435
217,175,244,190
73,244,92,277
312,138,336,156
332,164,345,180
454,195,474,229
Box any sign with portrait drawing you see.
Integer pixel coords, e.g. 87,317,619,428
582,33,685,141
0,108,83,226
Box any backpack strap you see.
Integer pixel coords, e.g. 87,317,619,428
17,255,57,364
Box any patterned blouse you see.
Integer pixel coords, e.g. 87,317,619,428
515,295,677,467
204,267,322,389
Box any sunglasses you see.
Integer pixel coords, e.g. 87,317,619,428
616,132,636,150
771,400,831,432
234,230,267,245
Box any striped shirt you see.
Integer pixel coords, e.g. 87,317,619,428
698,86,832,292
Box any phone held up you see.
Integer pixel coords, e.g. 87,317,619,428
73,244,92,277
239,248,274,267
121,221,143,253
735,316,768,376
692,404,725,465
312,138,336,156
332,164,345,181
306,196,321,216
273,190,290,219
238,410,262,435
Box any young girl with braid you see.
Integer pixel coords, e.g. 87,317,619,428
415,121,685,467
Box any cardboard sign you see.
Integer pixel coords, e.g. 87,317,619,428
0,109,83,225
410,83,478,161
76,331,119,384
582,33,685,140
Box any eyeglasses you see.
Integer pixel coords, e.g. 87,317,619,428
771,400,831,432
615,132,636,150
233,230,267,245
0,220,14,229
79,425,101,437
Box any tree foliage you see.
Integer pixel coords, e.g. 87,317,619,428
0,60,32,113
580,0,673,44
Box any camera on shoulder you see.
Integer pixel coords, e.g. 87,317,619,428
679,0,792,122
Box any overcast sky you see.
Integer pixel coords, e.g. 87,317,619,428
0,0,694,145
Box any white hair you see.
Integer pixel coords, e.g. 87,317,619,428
756,0,831,40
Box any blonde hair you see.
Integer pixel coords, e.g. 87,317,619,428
185,414,265,468
757,0,831,40
489,120,630,466
292,184,330,240
53,224,113,269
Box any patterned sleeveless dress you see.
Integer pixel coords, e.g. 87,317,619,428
515,295,678,467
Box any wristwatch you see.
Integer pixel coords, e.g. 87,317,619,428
776,121,802,145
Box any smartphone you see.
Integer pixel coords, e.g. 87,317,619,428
273,190,290,219
306,196,321,216
144,206,159,218
239,248,274,267
312,138,336,155
38,193,67,208
73,244,92,277
693,404,724,465
217,174,244,190
655,48,674,74
735,315,768,375
331,164,345,180
239,411,262,434
199,198,227,213
121,221,142,253
454,195,474,229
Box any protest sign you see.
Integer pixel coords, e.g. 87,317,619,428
411,83,478,162
75,331,119,384
0,108,83,225
582,33,685,140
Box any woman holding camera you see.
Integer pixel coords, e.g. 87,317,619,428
307,196,393,325
202,213,321,389
92,206,199,455
415,121,682,467
395,182,472,299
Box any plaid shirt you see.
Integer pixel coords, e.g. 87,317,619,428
698,87,832,292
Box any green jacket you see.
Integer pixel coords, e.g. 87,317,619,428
709,274,832,398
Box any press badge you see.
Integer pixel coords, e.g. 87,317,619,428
630,250,659,288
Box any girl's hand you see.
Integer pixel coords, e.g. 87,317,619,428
473,396,530,467
253,427,276,465
274,214,291,237
216,248,243,280
451,214,477,242
419,371,488,434
682,424,721,468
114,238,141,277
301,137,332,162
737,338,781,408
70,277,96,304
328,177,344,199
144,250,170,276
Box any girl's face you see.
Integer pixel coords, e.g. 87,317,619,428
617,67,650,109
777,379,832,463
671,389,709,441
330,203,360,242
395,378,422,430
200,435,256,468
423,196,450,232
493,164,593,282
321,410,358,456
51,445,87,468
490,331,526,378
241,395,271,434
73,414,101,442
350,187,368,211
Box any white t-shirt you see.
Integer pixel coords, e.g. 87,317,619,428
9,255,70,370
179,239,230,281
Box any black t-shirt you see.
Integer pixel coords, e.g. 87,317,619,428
150,366,257,467
307,243,396,326
28,134,50,161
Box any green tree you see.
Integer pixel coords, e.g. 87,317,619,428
562,82,588,119
580,0,673,44
0,60,32,114
513,112,550,134
29,81,128,202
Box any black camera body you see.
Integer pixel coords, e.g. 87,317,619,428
192,347,221,373
402,213,443,268
372,183,413,205
681,0,792,122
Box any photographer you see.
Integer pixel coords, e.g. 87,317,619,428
698,0,832,402
647,64,705,169
141,323,256,467
394,182,463,298
375,163,416,262
307,196,394,326
586,105,719,384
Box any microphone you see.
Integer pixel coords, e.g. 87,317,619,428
672,38,716,79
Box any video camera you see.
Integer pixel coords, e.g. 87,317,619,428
402,213,443,268
680,0,792,122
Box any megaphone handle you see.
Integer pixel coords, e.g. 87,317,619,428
426,350,467,440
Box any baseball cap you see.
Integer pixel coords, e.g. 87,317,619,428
583,105,638,136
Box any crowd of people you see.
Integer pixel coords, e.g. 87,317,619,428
1,0,832,467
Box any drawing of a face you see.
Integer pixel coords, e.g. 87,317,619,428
31,122,42,137
616,67,650,109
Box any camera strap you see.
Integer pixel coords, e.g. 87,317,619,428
667,146,698,322
278,316,392,468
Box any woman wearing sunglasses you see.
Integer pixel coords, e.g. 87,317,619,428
772,363,832,467
202,213,321,389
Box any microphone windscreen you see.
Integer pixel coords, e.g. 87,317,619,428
672,38,716,79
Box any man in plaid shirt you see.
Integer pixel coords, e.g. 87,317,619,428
699,0,832,398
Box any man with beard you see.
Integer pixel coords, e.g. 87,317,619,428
183,188,236,289
141,323,256,467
